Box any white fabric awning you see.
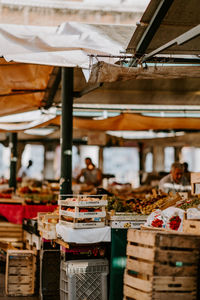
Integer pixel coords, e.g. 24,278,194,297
0,22,134,68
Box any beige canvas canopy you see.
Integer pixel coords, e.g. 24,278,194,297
0,58,54,116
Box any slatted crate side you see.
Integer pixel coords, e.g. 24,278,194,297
124,274,197,300
155,232,200,249
126,241,155,261
126,230,156,279
124,283,152,300
153,276,197,292
155,247,199,263
6,276,35,295
0,222,23,239
126,244,199,278
9,266,31,275
127,229,156,247
155,233,200,277
7,284,34,296
154,247,199,277
124,291,196,300
127,229,200,276
126,257,154,276
5,250,36,296
183,219,200,235
139,227,200,250
152,292,196,300
153,260,197,276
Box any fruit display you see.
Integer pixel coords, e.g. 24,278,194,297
0,187,13,199
0,192,12,199
177,197,200,210
107,189,186,215
17,182,58,204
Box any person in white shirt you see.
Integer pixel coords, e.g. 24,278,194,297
159,162,191,193
18,160,33,179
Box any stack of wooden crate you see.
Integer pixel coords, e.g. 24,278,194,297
124,229,200,300
0,222,23,247
5,249,36,296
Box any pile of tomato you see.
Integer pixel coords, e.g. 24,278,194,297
151,218,163,228
169,215,181,230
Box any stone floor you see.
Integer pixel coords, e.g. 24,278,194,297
0,273,40,300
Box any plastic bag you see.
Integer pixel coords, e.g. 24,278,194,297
162,207,185,231
145,210,165,228
187,208,200,220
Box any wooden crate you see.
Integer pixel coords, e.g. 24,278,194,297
0,222,23,241
183,219,200,235
182,211,200,235
124,229,200,300
191,172,200,195
37,212,59,239
5,249,36,296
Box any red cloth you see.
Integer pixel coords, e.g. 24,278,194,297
0,204,57,224
23,205,57,220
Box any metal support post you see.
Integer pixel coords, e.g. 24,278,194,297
60,67,74,195
138,143,144,185
9,133,17,190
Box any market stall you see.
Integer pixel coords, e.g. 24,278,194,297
0,0,200,298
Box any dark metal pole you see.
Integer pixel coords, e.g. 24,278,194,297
60,67,73,195
175,146,182,162
9,133,17,190
138,142,144,185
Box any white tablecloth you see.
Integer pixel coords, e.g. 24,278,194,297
56,224,111,244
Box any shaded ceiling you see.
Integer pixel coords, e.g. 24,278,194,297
127,0,200,55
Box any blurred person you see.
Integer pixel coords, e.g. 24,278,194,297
159,162,191,193
76,157,102,187
18,159,33,179
182,161,191,183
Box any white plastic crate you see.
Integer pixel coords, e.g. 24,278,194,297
60,208,106,218
58,195,107,207
59,195,107,229
60,259,109,300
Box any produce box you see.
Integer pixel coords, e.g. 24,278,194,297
183,212,200,235
5,250,36,296
59,195,107,229
183,219,200,235
107,212,148,229
191,172,200,195
58,194,107,207
37,212,59,240
124,229,200,300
